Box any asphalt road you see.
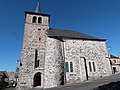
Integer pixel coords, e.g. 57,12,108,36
5,73,120,90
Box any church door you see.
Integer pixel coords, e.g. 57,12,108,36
33,72,41,87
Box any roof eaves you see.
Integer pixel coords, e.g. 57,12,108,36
48,36,106,41
25,11,50,17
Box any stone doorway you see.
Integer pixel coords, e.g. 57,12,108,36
33,72,41,87
113,67,117,74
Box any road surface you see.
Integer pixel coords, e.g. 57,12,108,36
5,73,120,90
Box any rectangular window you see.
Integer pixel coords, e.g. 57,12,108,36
35,49,38,61
89,62,92,72
65,62,69,72
114,60,116,63
93,62,96,72
35,49,39,68
70,62,73,72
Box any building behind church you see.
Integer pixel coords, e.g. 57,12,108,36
17,3,112,90
109,54,120,74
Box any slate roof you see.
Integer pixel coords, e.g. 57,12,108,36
47,28,106,41
110,55,119,59
25,11,50,19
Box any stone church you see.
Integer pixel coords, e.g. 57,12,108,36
17,3,112,90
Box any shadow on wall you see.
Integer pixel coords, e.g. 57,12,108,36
94,81,120,90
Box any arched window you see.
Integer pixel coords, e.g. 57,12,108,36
92,62,96,72
32,16,37,23
33,72,41,87
89,62,92,72
70,62,73,72
65,62,69,72
38,17,42,23
35,49,39,68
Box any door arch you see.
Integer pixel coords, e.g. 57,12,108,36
33,72,41,87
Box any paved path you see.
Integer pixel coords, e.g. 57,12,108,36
5,73,120,90
30,73,120,90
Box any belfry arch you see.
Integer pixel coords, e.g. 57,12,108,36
33,72,41,87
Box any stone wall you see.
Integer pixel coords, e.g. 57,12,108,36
44,37,64,88
17,11,112,90
43,37,112,87
64,39,112,84
64,39,86,84
17,13,49,90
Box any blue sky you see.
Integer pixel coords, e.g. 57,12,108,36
0,0,120,71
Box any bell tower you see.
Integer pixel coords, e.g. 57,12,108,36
24,2,50,69
17,3,50,89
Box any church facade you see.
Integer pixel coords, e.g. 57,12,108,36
17,4,112,90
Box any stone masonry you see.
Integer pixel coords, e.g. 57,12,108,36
17,11,50,89
17,4,112,90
